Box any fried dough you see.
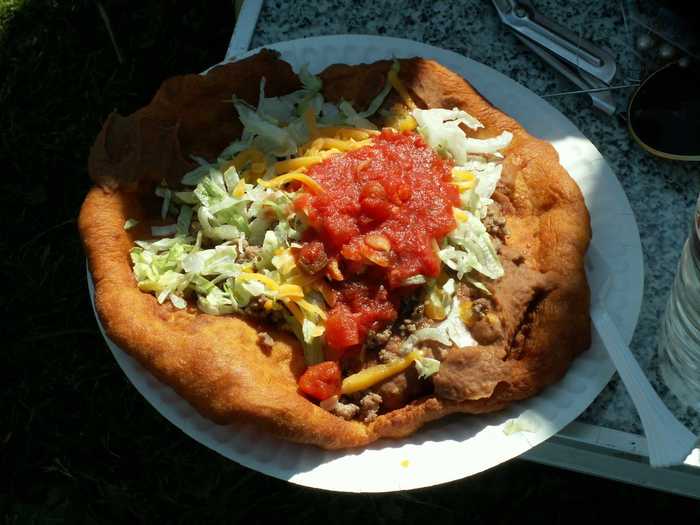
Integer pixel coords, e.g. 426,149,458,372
78,51,591,449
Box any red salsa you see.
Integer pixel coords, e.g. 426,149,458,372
298,361,342,400
324,282,397,357
295,130,458,356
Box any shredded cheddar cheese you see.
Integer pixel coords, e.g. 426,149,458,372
453,180,476,192
296,298,327,320
453,208,469,223
452,169,476,193
303,106,319,139
452,169,475,181
302,137,372,154
219,148,268,183
425,301,447,321
274,155,324,175
237,272,279,290
317,127,379,140
284,300,305,324
341,351,422,394
459,300,474,326
237,270,328,323
259,172,325,194
388,68,416,109
232,179,246,197
278,283,304,300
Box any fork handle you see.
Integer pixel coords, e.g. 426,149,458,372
592,307,698,468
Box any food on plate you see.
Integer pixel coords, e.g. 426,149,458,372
79,50,591,449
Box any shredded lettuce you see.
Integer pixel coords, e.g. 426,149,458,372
440,212,503,280
234,98,299,157
217,140,250,161
151,224,178,237
415,357,441,379
464,131,513,154
284,312,325,365
256,230,279,270
302,317,325,342
155,187,172,219
463,160,503,201
412,107,512,164
402,274,427,286
442,297,477,348
338,101,376,129
399,298,477,378
198,286,238,315
299,64,322,92
503,413,540,435
123,218,139,230
176,205,192,236
424,277,456,320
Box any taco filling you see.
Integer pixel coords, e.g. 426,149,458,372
127,63,514,422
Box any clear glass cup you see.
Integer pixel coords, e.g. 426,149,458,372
658,194,700,411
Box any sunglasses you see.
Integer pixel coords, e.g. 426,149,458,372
625,59,700,161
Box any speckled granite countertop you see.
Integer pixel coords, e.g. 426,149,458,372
249,0,700,436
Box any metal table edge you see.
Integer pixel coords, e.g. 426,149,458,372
522,421,700,499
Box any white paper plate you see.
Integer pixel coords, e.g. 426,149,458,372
87,35,644,493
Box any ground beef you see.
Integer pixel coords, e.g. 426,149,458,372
483,204,508,241
376,335,403,363
245,296,267,314
359,392,383,422
365,326,393,350
340,349,365,376
329,398,360,420
236,237,262,263
243,296,285,324
296,241,328,275
397,293,422,320
244,245,262,261
472,298,490,319
378,348,399,363
396,318,418,337
395,300,431,337
410,303,425,321
374,366,429,411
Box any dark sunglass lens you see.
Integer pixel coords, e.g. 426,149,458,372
628,62,700,159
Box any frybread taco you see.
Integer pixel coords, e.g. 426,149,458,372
79,50,591,449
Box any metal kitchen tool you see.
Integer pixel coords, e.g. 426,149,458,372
493,0,618,114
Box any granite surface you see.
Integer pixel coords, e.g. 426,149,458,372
245,0,700,436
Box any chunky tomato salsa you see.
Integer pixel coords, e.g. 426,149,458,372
294,130,459,357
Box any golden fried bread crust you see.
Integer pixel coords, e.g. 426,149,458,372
88,50,302,191
79,52,591,449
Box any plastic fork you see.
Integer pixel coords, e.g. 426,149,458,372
586,244,698,467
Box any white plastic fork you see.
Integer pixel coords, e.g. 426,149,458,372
226,0,263,61
587,244,698,467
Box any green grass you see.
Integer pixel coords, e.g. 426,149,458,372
1,1,699,523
